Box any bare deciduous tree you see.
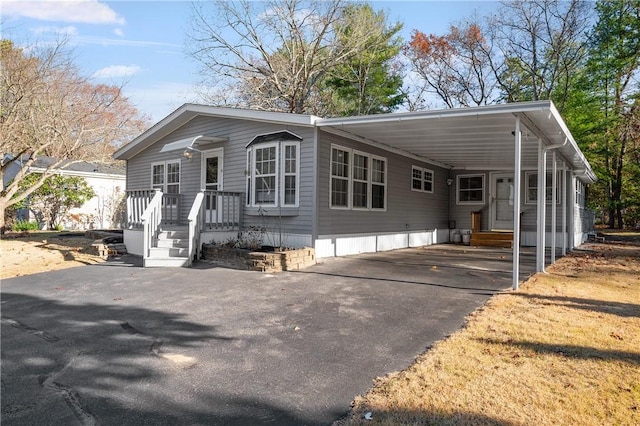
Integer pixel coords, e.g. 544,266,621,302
188,0,373,114
0,38,149,230
487,0,592,112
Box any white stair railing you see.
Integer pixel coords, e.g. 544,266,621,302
141,190,163,263
187,191,204,267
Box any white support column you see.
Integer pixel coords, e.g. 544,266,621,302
562,164,567,256
551,151,557,264
512,117,522,291
536,139,547,273
568,172,576,250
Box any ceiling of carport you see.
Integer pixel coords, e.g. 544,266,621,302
317,100,596,182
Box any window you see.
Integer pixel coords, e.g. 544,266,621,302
352,152,368,209
371,157,386,209
525,172,561,204
330,147,350,208
411,166,434,193
330,145,386,210
576,180,584,206
151,160,180,193
457,174,484,204
246,140,299,207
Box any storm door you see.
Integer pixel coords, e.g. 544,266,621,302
491,173,514,230
201,149,223,224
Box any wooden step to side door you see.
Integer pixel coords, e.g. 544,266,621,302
469,231,514,248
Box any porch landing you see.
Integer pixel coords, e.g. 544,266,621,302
470,231,514,248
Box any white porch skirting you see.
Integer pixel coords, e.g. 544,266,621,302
315,229,449,258
124,229,144,256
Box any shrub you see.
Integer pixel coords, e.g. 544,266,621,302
13,220,40,231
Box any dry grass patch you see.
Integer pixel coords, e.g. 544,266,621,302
0,231,104,279
339,237,640,425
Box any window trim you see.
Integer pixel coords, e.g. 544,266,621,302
524,171,561,205
281,141,300,207
150,159,181,193
329,144,387,211
329,145,351,210
456,173,485,205
246,140,300,208
411,165,434,194
351,149,370,211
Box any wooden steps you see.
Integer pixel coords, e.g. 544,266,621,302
470,231,513,248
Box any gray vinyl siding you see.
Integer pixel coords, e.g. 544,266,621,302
126,115,315,235
448,169,570,232
316,130,450,236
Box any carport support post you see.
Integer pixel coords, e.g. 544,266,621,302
551,151,557,264
512,117,522,290
562,164,567,256
536,139,547,273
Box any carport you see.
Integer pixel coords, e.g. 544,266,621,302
318,100,597,289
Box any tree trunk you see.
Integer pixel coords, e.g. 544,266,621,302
0,198,6,233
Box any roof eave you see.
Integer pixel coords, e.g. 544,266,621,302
113,104,319,160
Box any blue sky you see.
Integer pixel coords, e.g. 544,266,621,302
2,0,496,123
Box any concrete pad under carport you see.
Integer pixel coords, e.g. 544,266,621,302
1,244,534,425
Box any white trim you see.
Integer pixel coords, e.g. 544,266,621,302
329,144,387,211
160,135,228,153
329,144,351,209
200,147,224,191
456,173,485,205
251,142,278,207
150,159,181,193
28,167,124,180
246,140,300,208
490,172,515,231
524,171,561,204
281,141,300,207
411,165,434,193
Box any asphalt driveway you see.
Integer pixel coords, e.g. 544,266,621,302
1,245,535,425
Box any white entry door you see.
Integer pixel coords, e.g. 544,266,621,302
491,173,514,230
201,149,223,223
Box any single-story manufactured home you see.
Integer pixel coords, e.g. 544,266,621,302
113,100,596,288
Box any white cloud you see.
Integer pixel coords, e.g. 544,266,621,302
92,65,141,79
3,0,125,25
74,35,180,49
114,28,124,37
31,25,79,36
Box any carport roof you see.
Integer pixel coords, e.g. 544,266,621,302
317,100,595,183
114,100,595,183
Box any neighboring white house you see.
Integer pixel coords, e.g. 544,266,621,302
3,156,126,230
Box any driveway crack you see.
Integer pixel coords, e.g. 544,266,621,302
1,315,60,342
40,353,97,426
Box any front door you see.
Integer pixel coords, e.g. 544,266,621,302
491,173,514,230
201,149,223,224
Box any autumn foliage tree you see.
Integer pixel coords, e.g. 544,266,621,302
406,20,497,108
0,38,150,230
